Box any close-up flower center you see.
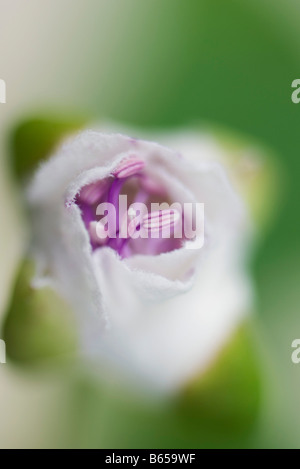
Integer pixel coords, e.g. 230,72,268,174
75,155,185,258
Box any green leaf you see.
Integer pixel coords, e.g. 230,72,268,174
178,321,262,436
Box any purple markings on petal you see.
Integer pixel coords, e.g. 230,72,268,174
75,155,185,258
113,156,145,179
89,221,107,245
143,209,181,233
141,175,167,196
80,203,95,228
65,199,74,209
80,180,107,205
127,207,140,237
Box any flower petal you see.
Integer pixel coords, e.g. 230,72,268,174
27,129,252,391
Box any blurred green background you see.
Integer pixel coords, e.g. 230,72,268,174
0,0,300,448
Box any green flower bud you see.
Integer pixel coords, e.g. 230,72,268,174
3,259,77,364
10,114,86,182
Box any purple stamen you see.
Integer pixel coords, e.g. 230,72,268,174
75,156,185,259
113,156,145,179
142,209,181,233
107,178,126,238
79,180,107,205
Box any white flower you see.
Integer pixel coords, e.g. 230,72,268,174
27,130,252,393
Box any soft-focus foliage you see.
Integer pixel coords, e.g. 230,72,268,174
3,259,77,363
10,116,86,181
